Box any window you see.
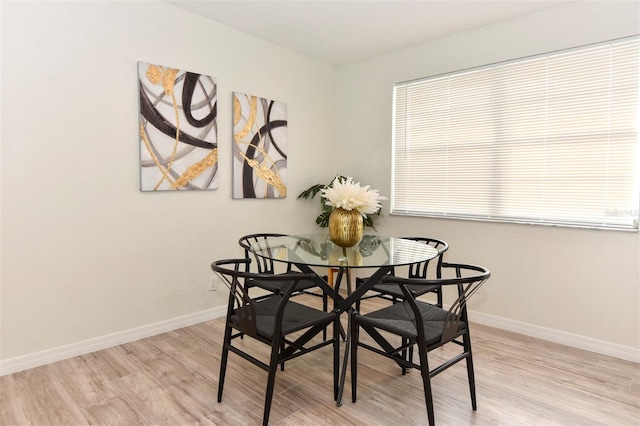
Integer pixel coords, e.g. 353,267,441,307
392,37,639,230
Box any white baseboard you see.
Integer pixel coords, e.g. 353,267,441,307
0,306,227,377
470,310,640,363
1,306,637,377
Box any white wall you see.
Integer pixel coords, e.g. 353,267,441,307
0,0,335,361
336,0,640,358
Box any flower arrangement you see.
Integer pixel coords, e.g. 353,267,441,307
297,175,386,230
322,176,386,215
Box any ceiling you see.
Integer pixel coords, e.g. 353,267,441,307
166,0,572,65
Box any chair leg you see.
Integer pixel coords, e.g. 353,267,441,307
263,336,282,426
217,325,232,402
463,330,477,410
323,292,328,341
401,337,408,375
401,337,417,375
409,344,414,368
280,341,285,371
417,342,435,426
351,315,359,403
333,315,340,401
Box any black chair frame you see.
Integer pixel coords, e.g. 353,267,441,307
350,262,490,426
355,237,449,310
213,258,339,426
239,233,329,311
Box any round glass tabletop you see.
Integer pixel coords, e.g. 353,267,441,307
248,233,438,268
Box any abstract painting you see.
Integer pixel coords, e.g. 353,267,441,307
233,92,287,199
138,61,218,191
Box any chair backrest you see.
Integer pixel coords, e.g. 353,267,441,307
238,233,287,274
211,258,315,338
382,262,490,345
402,237,449,279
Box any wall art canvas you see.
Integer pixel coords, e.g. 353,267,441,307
138,61,218,191
232,92,287,199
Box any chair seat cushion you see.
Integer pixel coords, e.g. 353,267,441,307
355,301,466,346
230,296,335,339
247,274,319,293
370,283,438,299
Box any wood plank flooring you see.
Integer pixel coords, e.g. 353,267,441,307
1,293,639,425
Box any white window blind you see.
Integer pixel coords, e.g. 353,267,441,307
392,37,640,230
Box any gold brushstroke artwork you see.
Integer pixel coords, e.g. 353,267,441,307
138,61,218,191
232,92,287,199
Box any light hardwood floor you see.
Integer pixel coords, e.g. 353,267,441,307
1,293,639,425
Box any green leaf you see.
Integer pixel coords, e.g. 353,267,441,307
363,215,378,231
297,183,326,200
316,210,331,228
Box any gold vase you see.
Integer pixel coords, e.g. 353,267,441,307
328,208,364,248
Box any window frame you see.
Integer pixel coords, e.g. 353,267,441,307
391,36,640,231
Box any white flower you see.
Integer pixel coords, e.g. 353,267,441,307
321,177,387,217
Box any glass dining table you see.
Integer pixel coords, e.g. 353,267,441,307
248,233,439,406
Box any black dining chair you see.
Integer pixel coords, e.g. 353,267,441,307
239,233,329,312
212,258,339,426
355,237,449,311
350,262,490,426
